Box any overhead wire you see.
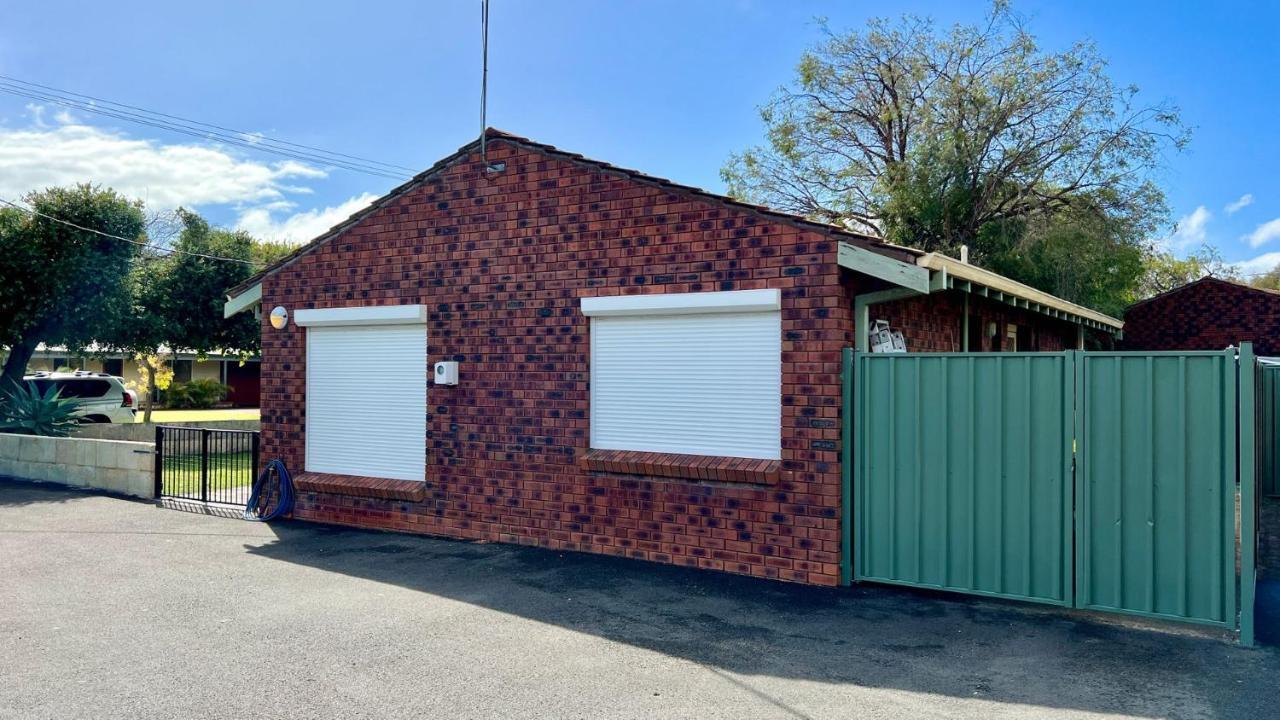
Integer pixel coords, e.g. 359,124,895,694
0,197,259,266
0,76,412,180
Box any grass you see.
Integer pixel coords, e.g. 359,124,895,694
137,408,260,423
161,449,257,493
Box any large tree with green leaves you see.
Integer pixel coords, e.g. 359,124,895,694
0,185,146,385
105,209,267,420
1138,245,1240,298
723,2,1186,312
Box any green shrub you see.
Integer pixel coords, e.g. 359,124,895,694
165,379,230,409
0,380,82,437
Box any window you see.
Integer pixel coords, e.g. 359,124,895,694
1005,324,1018,352
172,359,193,384
33,379,111,398
298,305,427,482
103,358,124,377
583,289,782,460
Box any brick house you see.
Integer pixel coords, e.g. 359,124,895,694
1122,276,1280,356
224,129,1121,586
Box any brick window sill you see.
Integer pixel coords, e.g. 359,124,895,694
580,449,780,485
293,472,426,502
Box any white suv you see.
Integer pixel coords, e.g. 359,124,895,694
24,371,138,424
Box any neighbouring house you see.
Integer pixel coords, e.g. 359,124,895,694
12,345,261,407
223,129,1121,586
1122,276,1280,355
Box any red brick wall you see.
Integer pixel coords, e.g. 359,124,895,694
259,137,1093,586
1122,278,1280,356
261,139,859,586
873,291,1078,352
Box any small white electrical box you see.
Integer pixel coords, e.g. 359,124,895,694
433,361,459,386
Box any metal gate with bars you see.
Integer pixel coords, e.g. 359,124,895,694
841,345,1258,643
154,425,260,507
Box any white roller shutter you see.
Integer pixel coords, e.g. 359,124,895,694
306,324,426,481
590,310,781,459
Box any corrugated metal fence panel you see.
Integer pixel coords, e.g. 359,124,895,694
856,353,1073,606
1076,351,1237,627
1259,364,1280,497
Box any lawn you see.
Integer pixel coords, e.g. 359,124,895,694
161,449,257,497
137,408,260,423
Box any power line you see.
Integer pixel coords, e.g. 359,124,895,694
0,197,259,266
0,81,406,180
0,76,413,180
0,75,417,174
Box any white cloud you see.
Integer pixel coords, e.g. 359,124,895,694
1225,193,1254,215
1160,206,1211,252
235,193,379,243
1232,251,1280,278
1246,218,1280,248
0,111,326,210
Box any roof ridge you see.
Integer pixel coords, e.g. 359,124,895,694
1125,274,1280,312
226,129,901,298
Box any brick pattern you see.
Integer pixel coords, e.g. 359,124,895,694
293,472,427,502
1122,277,1280,356
262,138,855,586
874,291,1077,352
580,449,781,484
259,136,1089,586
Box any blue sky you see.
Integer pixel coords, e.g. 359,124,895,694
1,1,1277,273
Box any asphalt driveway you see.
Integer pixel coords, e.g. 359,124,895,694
2,479,1277,720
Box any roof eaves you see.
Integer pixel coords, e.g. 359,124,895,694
917,253,1124,330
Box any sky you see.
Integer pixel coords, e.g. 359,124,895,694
1,1,1277,274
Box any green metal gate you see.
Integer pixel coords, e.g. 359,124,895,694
1075,351,1237,627
843,346,1258,641
848,352,1073,605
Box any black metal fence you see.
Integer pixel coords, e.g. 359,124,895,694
155,426,260,506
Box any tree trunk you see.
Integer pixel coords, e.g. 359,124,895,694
142,361,157,424
0,335,39,389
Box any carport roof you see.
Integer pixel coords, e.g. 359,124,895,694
836,242,1123,332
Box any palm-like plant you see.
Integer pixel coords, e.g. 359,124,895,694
0,380,83,437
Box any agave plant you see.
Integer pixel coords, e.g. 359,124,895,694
0,380,83,437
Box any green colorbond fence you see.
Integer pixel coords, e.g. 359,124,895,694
851,352,1073,606
843,346,1258,643
1259,363,1280,497
1076,351,1237,628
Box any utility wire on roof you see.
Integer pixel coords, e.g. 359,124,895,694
0,75,414,180
0,197,259,266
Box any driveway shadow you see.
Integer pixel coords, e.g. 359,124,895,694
245,520,1280,718
0,478,94,507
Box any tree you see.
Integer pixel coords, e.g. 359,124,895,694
981,193,1149,317
1138,245,1239,298
104,209,262,419
0,185,145,385
159,210,260,355
253,238,295,268
1250,265,1280,292
723,2,1186,311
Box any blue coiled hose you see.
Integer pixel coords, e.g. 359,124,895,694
243,459,294,521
